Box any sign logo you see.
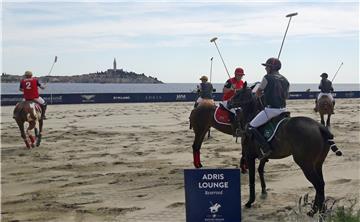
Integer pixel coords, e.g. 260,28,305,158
81,95,95,102
176,94,186,100
209,202,221,218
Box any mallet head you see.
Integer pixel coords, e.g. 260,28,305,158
286,12,298,17
210,37,218,43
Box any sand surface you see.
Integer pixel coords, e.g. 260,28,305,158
1,99,359,222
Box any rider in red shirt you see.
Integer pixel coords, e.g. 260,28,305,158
222,67,245,101
222,67,245,137
19,71,47,119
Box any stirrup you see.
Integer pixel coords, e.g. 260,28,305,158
233,128,242,137
259,149,272,160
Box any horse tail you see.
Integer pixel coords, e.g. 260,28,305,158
319,125,342,156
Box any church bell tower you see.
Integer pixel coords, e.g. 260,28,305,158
113,58,117,71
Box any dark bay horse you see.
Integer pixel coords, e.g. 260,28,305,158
317,95,334,127
189,91,257,168
13,101,43,148
232,83,342,216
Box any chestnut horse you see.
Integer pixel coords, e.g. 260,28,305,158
317,95,334,127
13,101,43,148
232,82,342,216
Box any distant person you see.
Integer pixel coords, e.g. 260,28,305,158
19,71,47,119
247,58,289,160
194,75,214,108
222,67,245,136
314,72,334,113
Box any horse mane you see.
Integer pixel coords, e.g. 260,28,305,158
230,84,260,122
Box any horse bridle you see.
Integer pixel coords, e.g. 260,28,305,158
230,92,256,108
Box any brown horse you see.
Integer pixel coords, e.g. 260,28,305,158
189,103,232,168
189,91,257,169
13,101,43,148
317,95,334,127
232,82,342,217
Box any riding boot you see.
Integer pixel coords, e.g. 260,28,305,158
248,126,272,160
41,103,47,120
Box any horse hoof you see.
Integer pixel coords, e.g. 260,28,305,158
194,163,203,168
307,209,316,217
31,144,35,148
260,191,268,199
336,151,342,156
245,202,252,208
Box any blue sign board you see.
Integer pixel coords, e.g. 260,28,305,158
1,91,359,106
184,169,241,222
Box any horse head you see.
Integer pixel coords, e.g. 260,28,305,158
229,82,258,126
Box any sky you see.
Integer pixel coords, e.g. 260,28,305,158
1,1,359,84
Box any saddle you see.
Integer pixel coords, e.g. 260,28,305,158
258,112,290,142
214,104,233,125
13,101,42,120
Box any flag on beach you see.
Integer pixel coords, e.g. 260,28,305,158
54,56,58,63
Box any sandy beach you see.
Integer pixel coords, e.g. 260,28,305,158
1,99,359,222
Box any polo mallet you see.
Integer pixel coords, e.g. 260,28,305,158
278,12,298,59
331,62,344,82
210,37,231,79
45,56,57,102
47,56,58,76
209,57,213,82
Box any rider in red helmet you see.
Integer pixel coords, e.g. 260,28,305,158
222,67,245,101
19,71,47,119
222,67,245,137
247,58,290,160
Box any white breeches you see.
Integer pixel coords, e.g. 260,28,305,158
318,93,334,101
23,97,45,105
250,107,287,127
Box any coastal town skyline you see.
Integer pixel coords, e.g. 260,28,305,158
2,1,359,84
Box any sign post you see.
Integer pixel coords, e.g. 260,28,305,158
184,169,241,222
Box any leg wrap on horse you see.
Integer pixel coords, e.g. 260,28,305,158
193,151,202,168
328,139,342,156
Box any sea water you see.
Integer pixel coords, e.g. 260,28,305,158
1,83,359,95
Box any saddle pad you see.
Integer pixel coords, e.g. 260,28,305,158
259,113,290,142
214,106,232,125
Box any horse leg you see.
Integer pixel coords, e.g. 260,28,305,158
326,114,331,128
315,162,326,214
192,128,209,168
299,165,324,217
27,121,36,148
258,159,268,196
16,119,30,148
36,119,43,147
320,114,325,126
245,156,256,208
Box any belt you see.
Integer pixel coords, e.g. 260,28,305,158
266,105,285,109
